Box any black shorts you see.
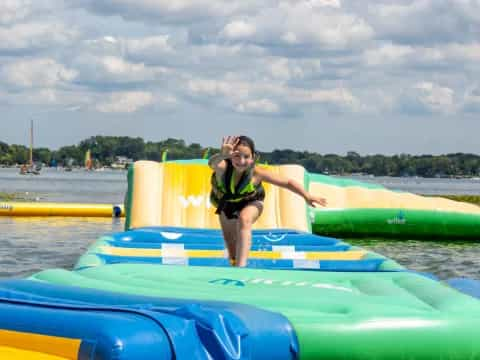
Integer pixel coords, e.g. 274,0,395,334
220,198,264,220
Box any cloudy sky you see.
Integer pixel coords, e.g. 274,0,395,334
1,0,479,155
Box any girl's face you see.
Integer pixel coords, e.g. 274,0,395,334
231,144,254,170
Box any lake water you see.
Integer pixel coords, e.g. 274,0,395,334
1,167,479,280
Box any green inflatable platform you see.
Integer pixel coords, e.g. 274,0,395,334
31,264,480,360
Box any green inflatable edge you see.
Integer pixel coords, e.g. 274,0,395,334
311,208,480,239
30,264,480,360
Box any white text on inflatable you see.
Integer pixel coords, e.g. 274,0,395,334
178,195,212,209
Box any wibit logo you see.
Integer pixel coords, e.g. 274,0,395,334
210,277,355,292
387,211,406,225
178,195,212,209
262,233,287,242
0,203,13,211
209,278,245,287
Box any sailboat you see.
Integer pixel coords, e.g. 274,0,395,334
19,120,40,175
85,149,93,171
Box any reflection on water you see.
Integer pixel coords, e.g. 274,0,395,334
0,217,124,278
0,168,480,280
0,167,126,203
348,238,480,280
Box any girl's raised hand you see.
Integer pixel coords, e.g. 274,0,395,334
221,136,240,157
306,194,327,208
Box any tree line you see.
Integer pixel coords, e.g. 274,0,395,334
1,136,479,177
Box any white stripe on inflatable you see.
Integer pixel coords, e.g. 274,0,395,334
160,232,183,240
281,251,305,260
272,245,295,252
162,247,187,258
161,243,185,250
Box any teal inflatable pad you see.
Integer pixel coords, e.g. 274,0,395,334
0,279,298,360
75,226,404,272
31,264,480,360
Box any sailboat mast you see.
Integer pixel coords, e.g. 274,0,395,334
29,119,33,166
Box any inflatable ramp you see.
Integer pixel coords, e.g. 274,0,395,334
309,173,480,238
0,279,298,359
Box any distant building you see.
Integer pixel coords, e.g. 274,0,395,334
111,156,133,169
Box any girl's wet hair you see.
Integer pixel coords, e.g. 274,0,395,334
236,135,256,155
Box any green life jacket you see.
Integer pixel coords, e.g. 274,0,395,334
210,160,265,208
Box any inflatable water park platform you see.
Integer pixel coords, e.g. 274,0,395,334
3,159,480,239
2,160,480,359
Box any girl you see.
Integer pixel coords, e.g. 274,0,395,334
209,135,327,267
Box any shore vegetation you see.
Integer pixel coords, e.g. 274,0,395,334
1,136,480,177
0,192,36,202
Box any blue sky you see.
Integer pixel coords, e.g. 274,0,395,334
1,0,479,154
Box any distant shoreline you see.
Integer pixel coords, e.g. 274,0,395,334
2,136,480,177
1,165,479,180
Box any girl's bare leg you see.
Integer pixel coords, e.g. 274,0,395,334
219,212,238,265
236,201,263,267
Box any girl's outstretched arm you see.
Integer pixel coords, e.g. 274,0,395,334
208,136,240,170
255,167,327,207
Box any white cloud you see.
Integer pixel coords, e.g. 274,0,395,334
68,0,257,24
364,43,414,66
186,74,360,114
309,0,341,8
0,22,78,52
268,58,307,81
222,20,256,39
17,88,64,105
83,36,124,56
95,91,153,113
73,55,169,85
1,58,77,88
369,0,480,44
290,87,360,110
245,2,374,49
235,99,279,114
462,86,480,113
0,0,33,25
126,35,174,56
362,42,480,71
414,82,455,113
187,78,250,100
374,1,425,19
3,86,96,108
397,82,456,115
101,56,143,75
444,43,480,62
82,35,175,64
